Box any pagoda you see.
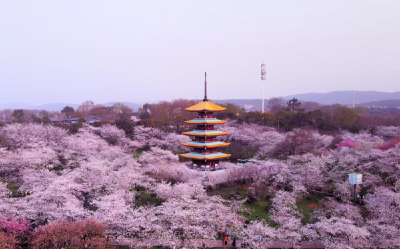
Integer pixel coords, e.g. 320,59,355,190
180,73,231,170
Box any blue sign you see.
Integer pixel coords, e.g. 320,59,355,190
349,173,362,185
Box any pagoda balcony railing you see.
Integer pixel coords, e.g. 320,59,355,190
186,163,218,171
193,151,219,154
192,129,218,132
194,117,218,120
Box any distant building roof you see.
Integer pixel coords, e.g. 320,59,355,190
50,117,68,122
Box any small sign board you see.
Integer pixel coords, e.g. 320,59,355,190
349,173,362,185
261,63,266,80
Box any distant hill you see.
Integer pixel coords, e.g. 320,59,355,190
212,99,262,107
0,103,79,112
211,99,265,111
284,91,400,105
213,91,400,110
2,91,400,112
103,102,141,112
0,102,141,112
357,99,400,108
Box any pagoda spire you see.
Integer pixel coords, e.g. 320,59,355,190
203,72,208,102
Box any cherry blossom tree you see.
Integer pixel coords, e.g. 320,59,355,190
340,130,384,150
304,216,370,249
219,122,285,158
240,221,277,249
97,124,128,145
311,198,364,226
366,220,400,248
269,190,304,247
288,154,324,190
151,180,205,200
1,120,400,248
375,126,400,141
139,147,179,166
272,129,332,159
137,195,244,248
364,187,400,228
0,182,8,198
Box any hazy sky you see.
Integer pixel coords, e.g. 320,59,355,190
1,1,399,105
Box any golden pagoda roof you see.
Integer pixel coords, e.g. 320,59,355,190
181,141,231,148
185,101,226,112
180,152,231,160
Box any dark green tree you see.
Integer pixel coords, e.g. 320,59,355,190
286,98,304,112
113,103,133,120
238,112,276,126
42,115,51,125
61,106,75,117
174,114,188,132
12,109,25,123
332,106,359,129
115,119,134,138
142,103,156,114
214,103,244,120
39,110,49,117
139,110,150,120
31,114,42,124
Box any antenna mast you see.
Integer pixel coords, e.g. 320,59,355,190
261,63,266,112
203,72,208,101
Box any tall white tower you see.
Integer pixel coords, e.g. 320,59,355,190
261,63,266,113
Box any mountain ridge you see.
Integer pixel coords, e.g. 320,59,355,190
1,91,400,111
0,102,141,112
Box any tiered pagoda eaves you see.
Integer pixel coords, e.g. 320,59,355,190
180,73,231,170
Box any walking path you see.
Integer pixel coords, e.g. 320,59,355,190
109,238,325,248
